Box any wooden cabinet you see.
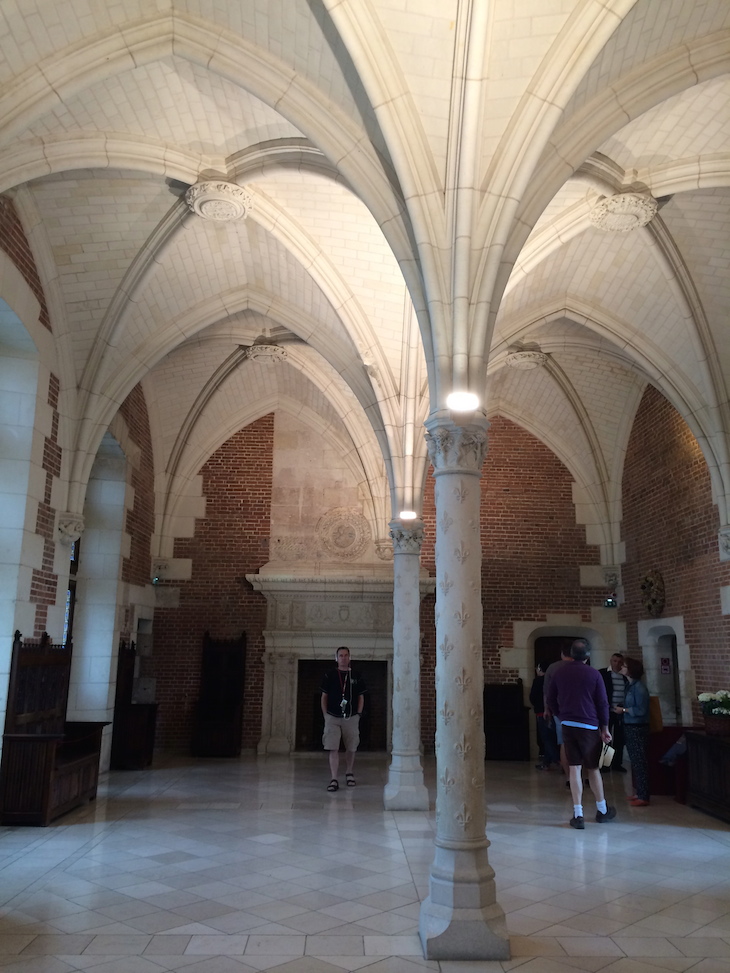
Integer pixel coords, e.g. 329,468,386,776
484,682,530,760
0,632,106,826
686,731,730,823
191,632,246,757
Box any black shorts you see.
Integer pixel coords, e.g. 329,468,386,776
562,724,601,769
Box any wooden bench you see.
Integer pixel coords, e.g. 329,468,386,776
0,631,107,826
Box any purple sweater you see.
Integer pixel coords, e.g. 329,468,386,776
545,660,609,728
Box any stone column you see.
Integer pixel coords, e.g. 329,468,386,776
258,652,297,754
384,522,429,811
419,416,509,961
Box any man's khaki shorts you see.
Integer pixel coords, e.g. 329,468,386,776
323,713,360,751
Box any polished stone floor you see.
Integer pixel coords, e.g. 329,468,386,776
0,752,729,973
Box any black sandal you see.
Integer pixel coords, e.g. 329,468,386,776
327,779,339,791
346,773,356,787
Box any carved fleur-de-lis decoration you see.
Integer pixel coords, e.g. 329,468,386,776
469,706,481,726
468,517,479,533
454,542,469,563
439,702,454,725
440,636,454,659
440,511,454,533
454,603,469,627
395,677,402,692
469,641,480,656
439,573,453,595
454,734,471,760
455,803,472,829
455,668,471,693
453,481,468,503
439,766,455,790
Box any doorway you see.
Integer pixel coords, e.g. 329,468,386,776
533,635,581,671
295,660,388,751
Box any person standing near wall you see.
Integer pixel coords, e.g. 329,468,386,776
543,646,572,781
601,653,629,773
530,662,560,770
321,646,367,792
546,638,616,829
617,657,651,806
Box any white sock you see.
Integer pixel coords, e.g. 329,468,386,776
573,804,583,817
596,799,607,814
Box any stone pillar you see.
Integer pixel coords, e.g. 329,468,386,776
384,522,429,811
419,416,509,961
258,652,297,754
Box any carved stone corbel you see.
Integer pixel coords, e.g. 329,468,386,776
56,512,84,546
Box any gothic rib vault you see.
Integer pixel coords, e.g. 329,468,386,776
1,0,729,961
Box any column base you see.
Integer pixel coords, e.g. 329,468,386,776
383,752,429,810
418,843,509,960
419,899,510,960
256,736,291,754
383,781,429,810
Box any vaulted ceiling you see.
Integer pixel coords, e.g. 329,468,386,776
2,0,728,557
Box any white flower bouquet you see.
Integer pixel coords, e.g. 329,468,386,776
698,690,730,717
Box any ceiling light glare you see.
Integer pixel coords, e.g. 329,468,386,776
399,510,418,520
446,391,479,411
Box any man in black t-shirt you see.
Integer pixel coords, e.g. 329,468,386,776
321,646,367,792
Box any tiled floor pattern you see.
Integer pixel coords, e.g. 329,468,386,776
0,753,729,973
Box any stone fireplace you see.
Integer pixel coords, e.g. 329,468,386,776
248,566,396,754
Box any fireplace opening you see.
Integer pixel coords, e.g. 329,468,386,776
295,660,388,751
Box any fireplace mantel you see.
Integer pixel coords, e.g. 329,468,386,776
247,564,434,753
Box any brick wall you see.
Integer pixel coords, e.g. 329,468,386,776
419,416,602,748
119,385,155,590
0,195,51,332
620,386,730,703
152,415,274,750
31,373,62,635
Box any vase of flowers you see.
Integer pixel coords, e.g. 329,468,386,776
698,691,730,736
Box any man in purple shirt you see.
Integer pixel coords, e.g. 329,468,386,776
545,638,617,830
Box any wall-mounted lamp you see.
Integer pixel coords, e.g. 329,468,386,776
446,391,479,411
399,510,418,520
604,592,617,608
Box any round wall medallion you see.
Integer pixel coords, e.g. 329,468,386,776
185,181,253,222
317,507,371,561
640,569,665,617
589,192,658,232
505,350,548,370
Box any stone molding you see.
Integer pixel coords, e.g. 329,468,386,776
589,192,658,232
185,181,253,222
56,512,84,546
317,507,371,560
719,526,730,561
242,342,287,364
505,350,548,369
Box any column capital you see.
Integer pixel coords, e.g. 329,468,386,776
424,415,489,476
389,521,424,555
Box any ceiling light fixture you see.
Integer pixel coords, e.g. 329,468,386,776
446,391,479,412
